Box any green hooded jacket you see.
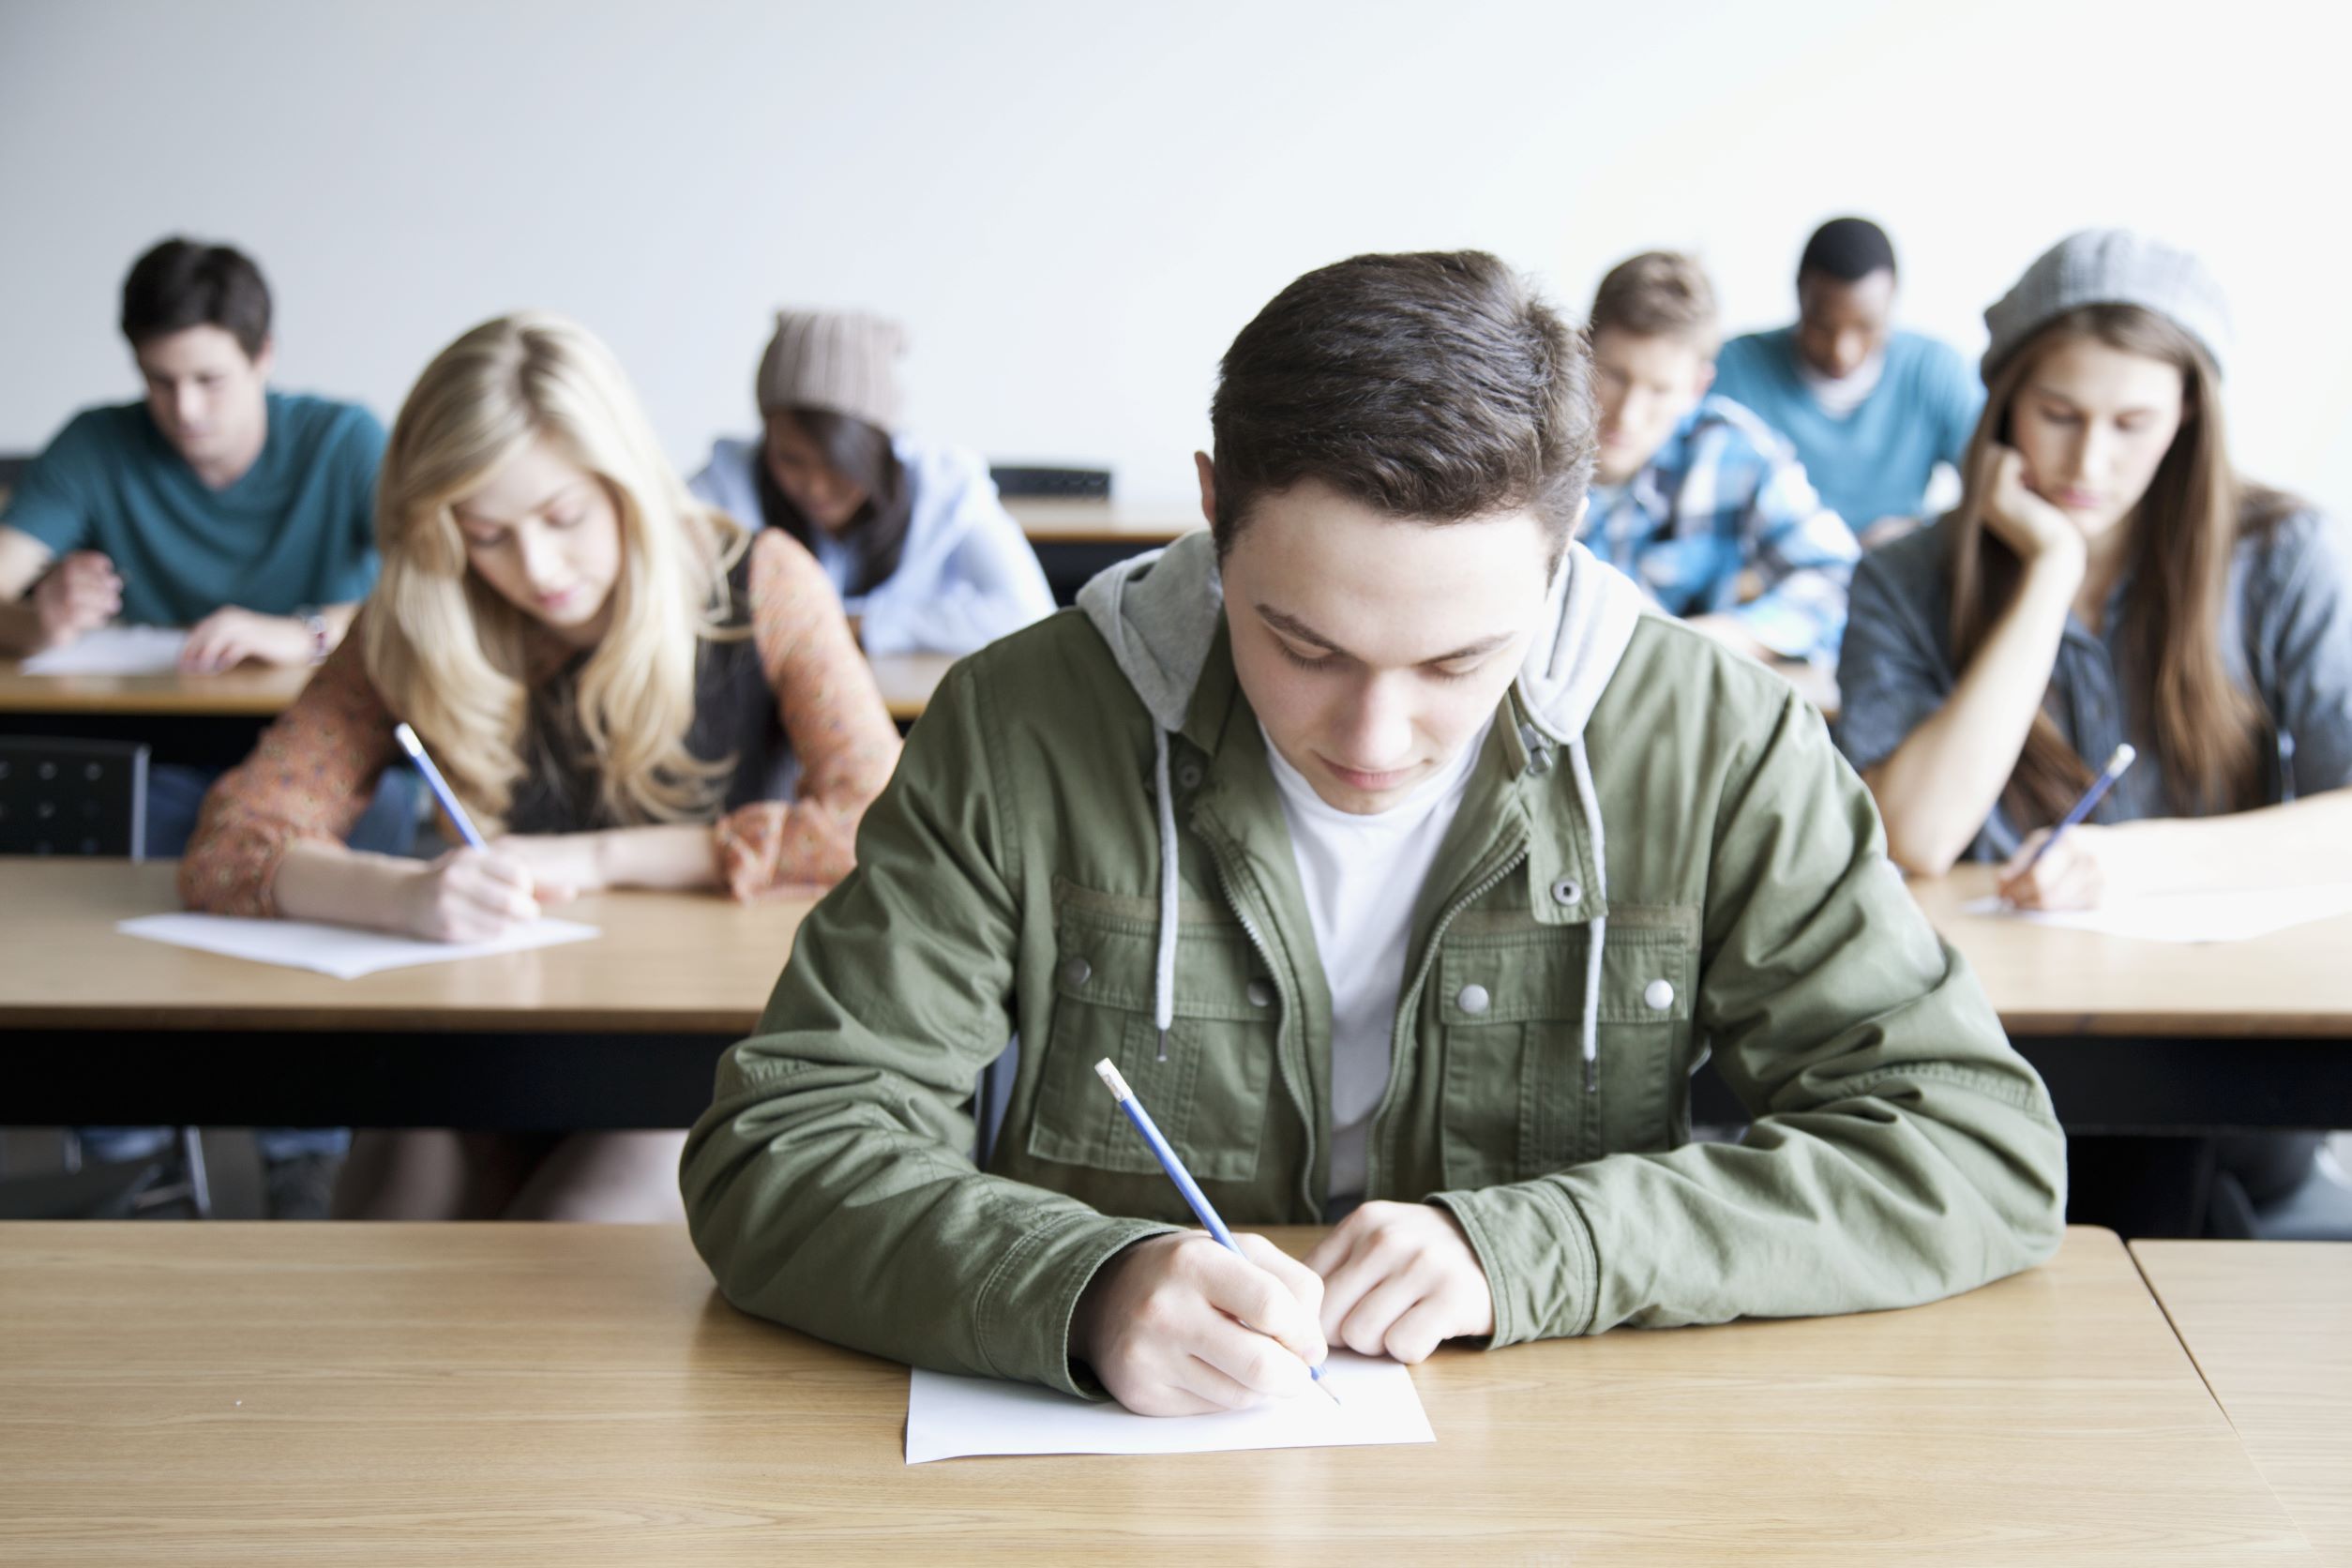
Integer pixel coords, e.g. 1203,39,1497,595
682,534,2065,1396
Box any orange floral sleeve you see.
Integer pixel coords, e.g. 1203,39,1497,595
175,623,403,917
711,530,903,899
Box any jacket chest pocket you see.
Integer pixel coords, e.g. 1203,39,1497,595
1026,897,1278,1184
1434,918,1696,1191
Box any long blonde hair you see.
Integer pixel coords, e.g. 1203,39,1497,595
365,312,749,830
1947,305,2290,826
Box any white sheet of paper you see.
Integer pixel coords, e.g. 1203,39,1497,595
904,1349,1432,1464
20,626,190,675
1960,883,2352,944
115,912,600,979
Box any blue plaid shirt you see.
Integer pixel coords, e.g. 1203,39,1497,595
1583,394,1860,663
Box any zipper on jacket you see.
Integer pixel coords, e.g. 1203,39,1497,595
1364,832,1531,1199
1199,823,1320,1220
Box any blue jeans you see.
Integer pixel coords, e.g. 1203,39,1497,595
85,764,425,1166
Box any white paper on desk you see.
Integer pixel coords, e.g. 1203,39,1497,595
115,912,600,979
19,626,190,675
905,1350,1432,1464
1961,882,2352,943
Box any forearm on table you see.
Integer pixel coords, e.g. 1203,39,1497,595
1865,564,2077,873
271,838,426,929
589,823,724,891
2118,787,2352,894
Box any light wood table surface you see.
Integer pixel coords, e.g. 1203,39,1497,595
1912,867,2352,1038
3,652,947,726
0,859,808,1129
0,859,807,1035
2133,1241,2352,1554
1006,496,1200,546
865,650,955,723
0,656,312,717
0,1224,2310,1563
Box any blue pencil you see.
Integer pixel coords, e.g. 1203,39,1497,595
1094,1057,1340,1405
392,721,488,851
2015,743,2136,879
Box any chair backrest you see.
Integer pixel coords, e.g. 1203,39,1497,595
988,465,1110,501
0,450,28,503
0,737,149,858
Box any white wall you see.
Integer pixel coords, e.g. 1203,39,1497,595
4,0,2348,517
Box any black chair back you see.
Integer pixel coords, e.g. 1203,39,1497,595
0,737,149,858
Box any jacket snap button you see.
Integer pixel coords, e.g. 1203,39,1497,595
1550,877,1582,907
1060,957,1092,988
1456,983,1492,1016
1245,978,1274,1008
1176,761,1204,790
1643,979,1674,1011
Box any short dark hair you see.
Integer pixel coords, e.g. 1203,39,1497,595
120,238,272,358
1798,218,1896,285
1208,250,1594,562
1590,251,1720,354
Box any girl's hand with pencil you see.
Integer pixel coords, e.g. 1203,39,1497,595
1306,1201,1494,1363
1072,1231,1330,1416
396,845,571,942
1997,823,2113,910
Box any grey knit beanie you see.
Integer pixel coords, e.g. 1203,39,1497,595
756,309,907,430
1982,230,2231,383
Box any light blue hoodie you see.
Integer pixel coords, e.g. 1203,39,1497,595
689,434,1056,656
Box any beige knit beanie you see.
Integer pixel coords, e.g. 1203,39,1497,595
755,309,908,431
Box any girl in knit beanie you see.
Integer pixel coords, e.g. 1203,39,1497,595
687,309,1054,656
1835,232,2352,1237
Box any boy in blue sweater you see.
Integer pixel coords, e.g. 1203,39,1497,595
1713,218,1983,545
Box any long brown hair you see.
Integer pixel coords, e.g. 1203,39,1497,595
1948,305,2290,827
756,407,912,596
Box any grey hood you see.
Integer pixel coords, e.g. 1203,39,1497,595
1078,528,1648,1094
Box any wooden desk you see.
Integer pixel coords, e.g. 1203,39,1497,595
0,1225,2308,1563
1005,497,1199,546
1909,866,2352,1133
4,651,948,737
866,650,954,723
0,656,311,768
1912,867,2352,1038
1004,499,1198,608
0,657,310,717
2133,1241,2352,1553
0,859,807,1130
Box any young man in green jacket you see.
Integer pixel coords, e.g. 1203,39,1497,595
683,250,2065,1416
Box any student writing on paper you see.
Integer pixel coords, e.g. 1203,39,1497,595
181,313,900,1220
0,238,413,856
1835,231,2352,1234
684,252,2064,1416
689,309,1055,656
1577,250,1859,666
1836,231,2352,907
1711,218,1983,548
0,236,411,1214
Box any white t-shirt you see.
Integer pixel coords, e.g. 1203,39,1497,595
1261,719,1493,1209
1796,350,1887,420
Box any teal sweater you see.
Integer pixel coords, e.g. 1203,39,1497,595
1712,327,1982,532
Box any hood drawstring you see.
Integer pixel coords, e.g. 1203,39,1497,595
1151,728,1180,1062
1565,734,1608,1094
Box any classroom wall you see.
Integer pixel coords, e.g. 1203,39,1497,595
3,0,2347,518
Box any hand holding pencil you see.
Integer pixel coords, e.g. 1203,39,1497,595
1070,1060,1333,1417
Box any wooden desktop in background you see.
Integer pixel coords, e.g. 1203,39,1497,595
1913,866,2352,1037
0,860,807,1036
0,1224,2311,1563
1,653,952,726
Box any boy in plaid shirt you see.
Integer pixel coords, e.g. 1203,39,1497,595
1583,251,1860,665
